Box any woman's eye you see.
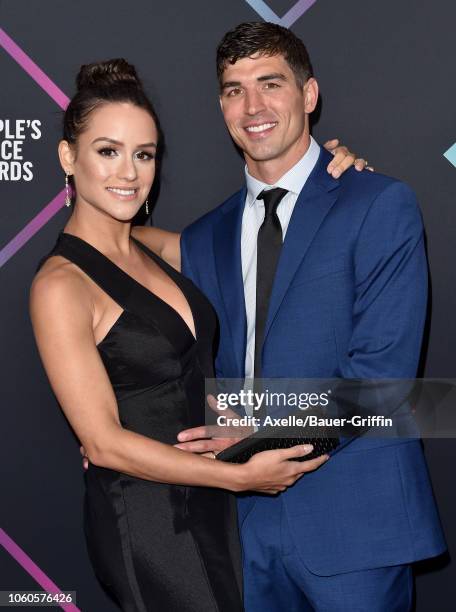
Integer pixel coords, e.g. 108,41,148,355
98,147,117,157
135,151,154,161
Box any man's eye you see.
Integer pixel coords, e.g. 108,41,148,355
98,147,117,157
264,82,279,89
135,151,154,161
227,88,242,97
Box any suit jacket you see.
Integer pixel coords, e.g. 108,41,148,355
180,148,446,575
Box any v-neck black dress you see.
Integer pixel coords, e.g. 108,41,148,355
38,232,243,612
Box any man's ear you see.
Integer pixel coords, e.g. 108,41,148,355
303,78,319,114
58,140,75,175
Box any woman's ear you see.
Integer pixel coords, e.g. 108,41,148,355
58,140,75,174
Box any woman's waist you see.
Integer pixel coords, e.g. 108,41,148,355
115,375,206,432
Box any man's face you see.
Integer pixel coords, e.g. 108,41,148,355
219,53,318,179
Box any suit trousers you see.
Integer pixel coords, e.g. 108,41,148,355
239,494,413,612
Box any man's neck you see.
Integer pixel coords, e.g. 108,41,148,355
246,133,311,185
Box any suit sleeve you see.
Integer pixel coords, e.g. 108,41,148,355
342,181,428,379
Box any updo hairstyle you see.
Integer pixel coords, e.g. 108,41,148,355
63,58,160,145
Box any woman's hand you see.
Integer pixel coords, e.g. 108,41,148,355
323,139,374,178
235,444,329,494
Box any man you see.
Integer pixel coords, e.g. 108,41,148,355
177,22,446,612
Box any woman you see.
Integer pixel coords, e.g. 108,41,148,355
30,59,331,612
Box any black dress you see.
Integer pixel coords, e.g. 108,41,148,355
39,232,243,612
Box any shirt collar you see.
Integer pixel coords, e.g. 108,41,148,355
245,136,321,207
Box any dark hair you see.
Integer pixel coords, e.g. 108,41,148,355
216,22,313,89
63,58,160,144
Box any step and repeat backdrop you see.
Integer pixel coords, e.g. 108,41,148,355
1,1,455,610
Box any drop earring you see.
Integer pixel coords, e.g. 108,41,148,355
145,199,149,215
65,173,71,207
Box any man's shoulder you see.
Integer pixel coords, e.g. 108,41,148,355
332,167,423,241
338,165,411,197
311,148,418,214
334,166,419,217
182,188,244,239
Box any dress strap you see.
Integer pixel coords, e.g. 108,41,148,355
37,232,197,345
38,232,137,313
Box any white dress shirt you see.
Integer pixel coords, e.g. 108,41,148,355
241,136,321,379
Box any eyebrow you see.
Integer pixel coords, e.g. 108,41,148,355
221,72,288,90
257,72,287,82
91,137,157,148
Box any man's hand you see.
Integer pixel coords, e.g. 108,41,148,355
175,394,253,456
324,139,374,178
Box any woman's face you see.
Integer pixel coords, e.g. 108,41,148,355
62,102,157,222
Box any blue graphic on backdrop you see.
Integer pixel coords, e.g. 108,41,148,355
443,143,456,168
244,0,317,28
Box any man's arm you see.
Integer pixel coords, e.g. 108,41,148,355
343,181,427,379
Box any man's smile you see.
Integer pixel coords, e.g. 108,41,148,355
244,122,278,138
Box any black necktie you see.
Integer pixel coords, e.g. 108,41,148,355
254,187,288,380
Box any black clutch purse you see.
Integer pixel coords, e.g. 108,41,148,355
216,425,339,464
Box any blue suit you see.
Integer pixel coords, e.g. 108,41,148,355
181,149,446,610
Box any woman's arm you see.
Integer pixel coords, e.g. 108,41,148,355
30,269,326,495
131,226,181,271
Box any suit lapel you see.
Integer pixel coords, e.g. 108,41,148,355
213,190,247,377
263,150,341,342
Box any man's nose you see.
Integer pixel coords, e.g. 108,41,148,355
244,89,266,116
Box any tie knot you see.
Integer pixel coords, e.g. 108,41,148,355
257,188,288,217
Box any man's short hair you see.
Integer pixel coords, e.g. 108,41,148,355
216,21,313,90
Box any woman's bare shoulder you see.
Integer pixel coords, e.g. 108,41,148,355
30,256,93,323
131,225,181,271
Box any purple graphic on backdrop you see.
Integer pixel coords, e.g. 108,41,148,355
0,528,81,612
0,33,75,598
0,27,69,269
244,0,317,27
0,189,66,268
0,28,69,109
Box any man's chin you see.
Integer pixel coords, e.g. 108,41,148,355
244,145,281,163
